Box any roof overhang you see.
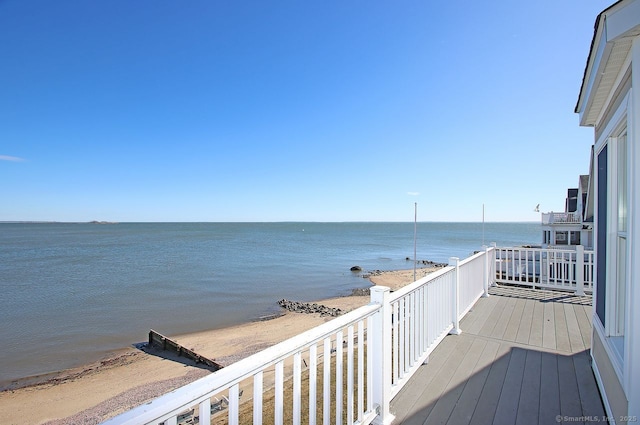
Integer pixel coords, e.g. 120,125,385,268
575,0,640,127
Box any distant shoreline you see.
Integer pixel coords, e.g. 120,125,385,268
0,220,540,224
0,221,118,224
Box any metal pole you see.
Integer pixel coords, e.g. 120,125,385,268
414,202,417,282
482,203,485,247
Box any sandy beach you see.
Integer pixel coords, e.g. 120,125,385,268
0,267,438,425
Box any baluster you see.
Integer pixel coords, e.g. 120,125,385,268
293,352,301,425
309,344,317,425
323,337,331,425
254,372,263,425
336,330,343,425
347,325,354,424
275,361,284,425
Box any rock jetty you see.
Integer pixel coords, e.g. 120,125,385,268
277,299,345,317
351,287,370,296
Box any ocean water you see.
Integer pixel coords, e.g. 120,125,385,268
0,222,539,384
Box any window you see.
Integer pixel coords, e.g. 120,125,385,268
556,231,568,245
570,231,581,245
614,132,627,338
596,145,607,326
595,129,627,356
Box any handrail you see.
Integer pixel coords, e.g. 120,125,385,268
108,245,584,425
494,245,593,294
105,303,381,425
541,211,582,224
389,265,454,301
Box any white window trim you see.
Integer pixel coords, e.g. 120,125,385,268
593,88,632,394
623,85,634,397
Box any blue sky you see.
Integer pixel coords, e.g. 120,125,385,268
0,0,612,222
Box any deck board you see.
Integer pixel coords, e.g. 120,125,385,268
529,300,544,347
515,350,541,425
503,297,525,342
394,336,474,425
490,296,517,340
575,304,592,348
461,294,499,335
538,352,560,425
573,352,606,419
477,295,504,337
564,303,586,353
554,302,571,352
542,301,556,350
467,343,512,425
390,285,603,425
389,336,460,424
493,347,526,424
445,340,500,425
423,338,486,425
515,298,534,345
557,354,582,419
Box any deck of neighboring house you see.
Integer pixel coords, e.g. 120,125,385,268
391,285,604,425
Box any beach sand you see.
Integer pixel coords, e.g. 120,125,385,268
0,267,438,425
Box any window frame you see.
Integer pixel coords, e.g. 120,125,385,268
593,90,631,383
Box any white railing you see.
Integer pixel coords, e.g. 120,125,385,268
458,250,491,318
495,245,594,294
388,266,455,400
104,246,496,425
106,302,382,425
541,211,582,225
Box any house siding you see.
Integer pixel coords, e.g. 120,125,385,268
592,329,629,422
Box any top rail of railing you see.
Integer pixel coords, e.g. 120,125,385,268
494,245,594,294
105,245,591,425
389,264,454,302
541,211,582,224
105,302,382,425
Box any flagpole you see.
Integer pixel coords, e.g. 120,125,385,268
414,202,417,282
482,203,485,247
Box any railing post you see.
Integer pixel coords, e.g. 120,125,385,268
576,245,585,296
490,243,497,287
449,257,461,335
370,286,394,425
482,245,490,298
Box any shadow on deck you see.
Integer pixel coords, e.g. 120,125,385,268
391,285,605,425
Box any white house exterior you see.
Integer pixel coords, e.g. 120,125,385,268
575,0,640,421
541,176,593,249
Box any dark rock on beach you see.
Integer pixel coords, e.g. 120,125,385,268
362,270,383,279
405,258,447,266
277,299,345,317
351,287,370,296
350,265,362,272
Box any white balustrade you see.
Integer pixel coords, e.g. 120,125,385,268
495,245,594,293
106,245,560,425
541,211,582,224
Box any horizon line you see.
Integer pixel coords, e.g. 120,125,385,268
0,220,541,224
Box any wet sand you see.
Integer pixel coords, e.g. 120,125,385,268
0,267,438,425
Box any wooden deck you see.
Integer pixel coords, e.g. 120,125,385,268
391,285,604,425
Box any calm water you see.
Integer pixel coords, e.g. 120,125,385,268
0,222,539,384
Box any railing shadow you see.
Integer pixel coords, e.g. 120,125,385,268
391,285,600,425
490,284,592,305
391,344,605,425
